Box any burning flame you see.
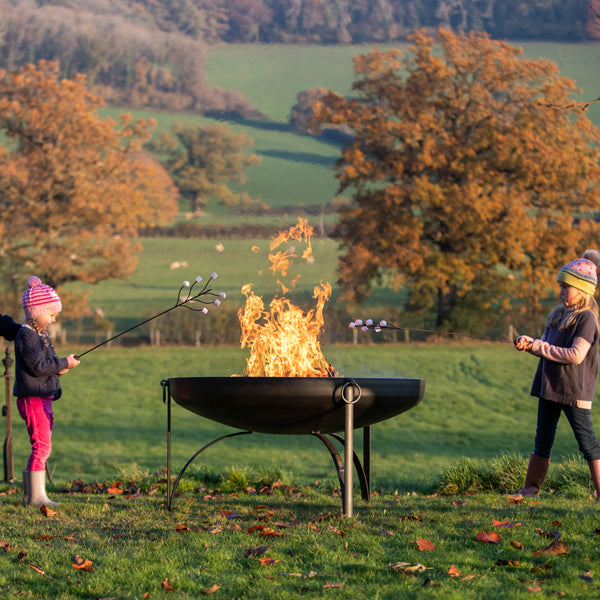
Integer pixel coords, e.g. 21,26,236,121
237,218,337,377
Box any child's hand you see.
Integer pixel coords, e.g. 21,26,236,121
514,335,534,352
66,354,80,369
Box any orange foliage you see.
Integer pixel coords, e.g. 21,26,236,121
313,29,600,328
0,61,178,313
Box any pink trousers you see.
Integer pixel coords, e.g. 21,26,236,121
17,396,54,472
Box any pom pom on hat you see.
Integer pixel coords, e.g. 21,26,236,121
21,276,62,320
557,256,598,296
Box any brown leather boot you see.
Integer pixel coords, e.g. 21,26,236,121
588,460,600,501
516,453,550,497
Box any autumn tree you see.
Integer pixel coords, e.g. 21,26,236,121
0,61,178,313
151,121,263,214
312,29,600,330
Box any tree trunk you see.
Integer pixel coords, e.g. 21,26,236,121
437,285,458,328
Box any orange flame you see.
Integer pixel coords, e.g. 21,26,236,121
237,218,336,377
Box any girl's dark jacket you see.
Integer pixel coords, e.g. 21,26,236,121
0,314,21,341
13,325,67,400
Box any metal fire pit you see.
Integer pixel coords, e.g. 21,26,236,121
162,376,425,516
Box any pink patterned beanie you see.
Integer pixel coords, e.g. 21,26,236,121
21,276,62,319
557,258,598,295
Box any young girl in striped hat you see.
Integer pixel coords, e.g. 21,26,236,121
14,276,80,506
514,250,600,500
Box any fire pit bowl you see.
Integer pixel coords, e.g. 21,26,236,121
168,376,425,435
163,376,425,516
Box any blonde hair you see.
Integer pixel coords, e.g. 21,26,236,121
548,249,600,330
26,317,44,334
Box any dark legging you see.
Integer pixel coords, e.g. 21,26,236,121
534,397,600,461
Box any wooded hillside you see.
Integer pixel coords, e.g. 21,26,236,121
0,0,596,113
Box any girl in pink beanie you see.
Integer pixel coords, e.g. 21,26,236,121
14,276,80,506
514,250,600,501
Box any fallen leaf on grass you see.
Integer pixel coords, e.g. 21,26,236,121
477,532,501,544
272,520,300,529
40,505,57,517
493,520,521,528
532,539,568,557
462,574,476,582
448,565,461,577
201,584,221,594
536,528,561,540
496,559,521,567
530,562,553,574
71,555,94,572
380,529,393,537
416,538,435,551
244,545,272,558
389,562,428,574
258,557,280,566
328,526,346,537
207,525,223,535
0,541,14,551
323,583,344,588
511,541,525,550
107,482,123,495
310,512,331,522
160,579,174,592
527,585,542,593
256,510,275,521
27,562,50,578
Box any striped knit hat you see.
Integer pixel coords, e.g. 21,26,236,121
557,258,598,296
21,276,62,319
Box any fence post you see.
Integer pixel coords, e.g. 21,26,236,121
3,347,14,483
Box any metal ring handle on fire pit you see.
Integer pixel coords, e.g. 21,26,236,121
341,380,361,405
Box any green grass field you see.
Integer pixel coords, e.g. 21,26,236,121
3,344,600,600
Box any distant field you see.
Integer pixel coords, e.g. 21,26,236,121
205,42,600,125
102,41,600,215
66,234,404,337
71,236,340,328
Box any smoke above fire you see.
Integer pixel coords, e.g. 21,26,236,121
237,218,337,377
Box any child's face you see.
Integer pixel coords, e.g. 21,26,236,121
36,312,59,330
558,282,581,308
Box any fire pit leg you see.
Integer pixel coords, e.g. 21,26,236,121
162,379,253,511
167,431,252,510
328,432,370,501
363,426,371,498
311,433,348,513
